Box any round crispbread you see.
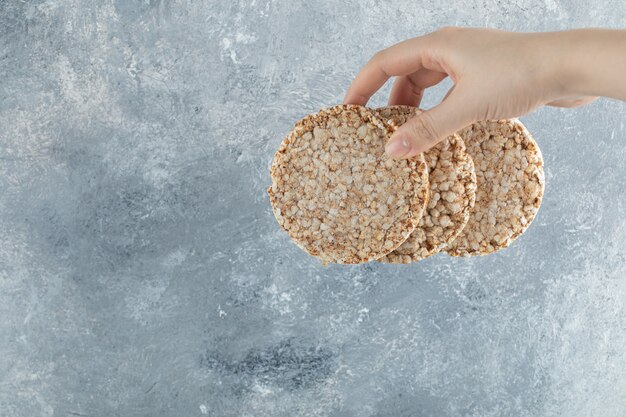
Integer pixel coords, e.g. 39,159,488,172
268,104,429,264
446,119,545,257
375,106,477,263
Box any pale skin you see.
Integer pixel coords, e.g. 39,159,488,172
343,28,626,158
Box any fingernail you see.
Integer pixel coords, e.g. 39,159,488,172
385,134,411,158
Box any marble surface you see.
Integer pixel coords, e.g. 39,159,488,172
1,1,626,416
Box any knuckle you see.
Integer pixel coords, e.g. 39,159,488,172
408,114,440,144
425,27,459,49
372,49,387,63
409,83,423,98
434,26,460,37
369,50,389,75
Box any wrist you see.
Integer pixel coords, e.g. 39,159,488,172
530,31,585,99
539,29,626,101
550,31,593,97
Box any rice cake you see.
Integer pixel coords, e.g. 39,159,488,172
268,104,429,264
375,106,477,263
446,119,544,257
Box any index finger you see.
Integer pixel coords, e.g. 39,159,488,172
342,36,432,105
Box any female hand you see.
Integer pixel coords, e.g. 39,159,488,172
343,28,626,158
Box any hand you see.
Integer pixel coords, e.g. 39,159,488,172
343,28,598,158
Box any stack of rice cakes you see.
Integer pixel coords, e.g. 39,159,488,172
268,105,545,264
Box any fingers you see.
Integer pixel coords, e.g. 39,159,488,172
343,36,437,105
385,89,474,158
547,96,598,108
388,76,424,107
388,69,448,107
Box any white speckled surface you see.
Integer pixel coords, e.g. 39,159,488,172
1,1,626,416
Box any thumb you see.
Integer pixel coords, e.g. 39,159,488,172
384,91,473,159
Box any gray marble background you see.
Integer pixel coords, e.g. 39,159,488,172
1,1,626,416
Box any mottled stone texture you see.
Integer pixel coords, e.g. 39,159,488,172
1,1,626,416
